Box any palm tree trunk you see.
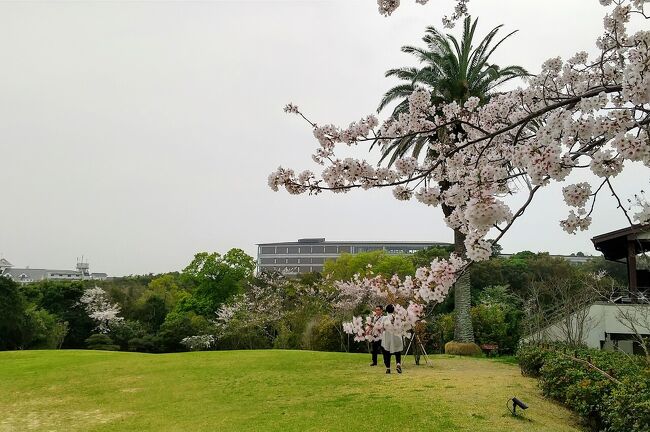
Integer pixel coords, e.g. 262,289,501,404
453,229,475,343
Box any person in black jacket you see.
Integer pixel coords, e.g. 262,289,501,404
367,305,384,366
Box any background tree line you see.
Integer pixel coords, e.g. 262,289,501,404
0,246,627,354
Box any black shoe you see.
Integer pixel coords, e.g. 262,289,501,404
386,369,391,374
396,364,402,374
370,363,377,366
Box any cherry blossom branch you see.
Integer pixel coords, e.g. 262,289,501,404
606,178,635,226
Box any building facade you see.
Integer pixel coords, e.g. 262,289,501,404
256,238,452,276
0,258,108,284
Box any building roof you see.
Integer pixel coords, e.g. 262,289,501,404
2,268,89,281
0,258,13,267
591,224,650,261
2,268,50,281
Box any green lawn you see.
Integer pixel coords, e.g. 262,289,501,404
0,350,581,432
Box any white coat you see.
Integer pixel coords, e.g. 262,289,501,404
380,314,404,353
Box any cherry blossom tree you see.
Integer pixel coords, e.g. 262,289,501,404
270,0,649,344
339,255,465,342
79,286,123,333
374,15,528,345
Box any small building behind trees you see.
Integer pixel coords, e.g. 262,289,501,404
522,224,650,355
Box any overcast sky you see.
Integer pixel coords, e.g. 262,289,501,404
1,0,647,276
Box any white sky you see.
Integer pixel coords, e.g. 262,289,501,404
1,0,647,276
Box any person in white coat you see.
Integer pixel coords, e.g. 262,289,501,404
381,304,403,374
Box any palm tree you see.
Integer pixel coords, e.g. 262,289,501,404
377,16,527,349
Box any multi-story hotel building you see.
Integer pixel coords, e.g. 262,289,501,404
256,238,452,276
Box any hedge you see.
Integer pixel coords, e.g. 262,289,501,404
516,343,648,432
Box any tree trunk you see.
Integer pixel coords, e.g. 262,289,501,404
440,182,475,344
453,229,474,343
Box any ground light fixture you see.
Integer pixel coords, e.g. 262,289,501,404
507,397,528,416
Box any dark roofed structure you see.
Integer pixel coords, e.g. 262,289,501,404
592,224,650,300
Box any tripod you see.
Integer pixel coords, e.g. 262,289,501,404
403,332,431,365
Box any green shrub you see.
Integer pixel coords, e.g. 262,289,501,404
516,344,550,377
471,304,507,346
128,334,163,353
604,372,650,432
85,333,119,351
539,354,589,403
522,343,647,431
302,315,343,352
444,341,483,356
565,376,615,431
273,322,300,350
110,320,146,351
158,311,210,352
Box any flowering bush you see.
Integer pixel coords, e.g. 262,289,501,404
79,286,123,333
181,335,216,351
338,255,466,342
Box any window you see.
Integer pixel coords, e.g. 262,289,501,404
287,258,299,264
312,257,325,264
260,246,275,254
338,246,351,253
299,246,311,254
276,247,288,254
260,258,275,264
311,246,324,253
288,247,299,254
298,258,311,264
324,246,338,253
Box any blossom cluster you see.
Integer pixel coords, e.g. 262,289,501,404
339,254,466,341
631,192,650,225
562,182,592,208
272,0,649,253
377,0,469,29
343,303,425,342
214,283,285,336
79,286,123,333
181,335,216,351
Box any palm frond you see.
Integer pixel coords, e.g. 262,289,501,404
377,15,528,166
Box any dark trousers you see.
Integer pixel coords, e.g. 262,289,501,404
382,348,402,368
371,340,382,365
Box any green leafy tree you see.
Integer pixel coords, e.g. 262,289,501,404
19,281,93,348
145,273,183,308
180,249,255,315
0,277,30,350
24,307,68,349
158,311,210,352
583,256,628,287
133,295,168,332
378,16,527,346
409,245,453,268
109,319,147,351
323,250,415,281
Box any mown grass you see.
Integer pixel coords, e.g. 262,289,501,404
0,350,581,432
